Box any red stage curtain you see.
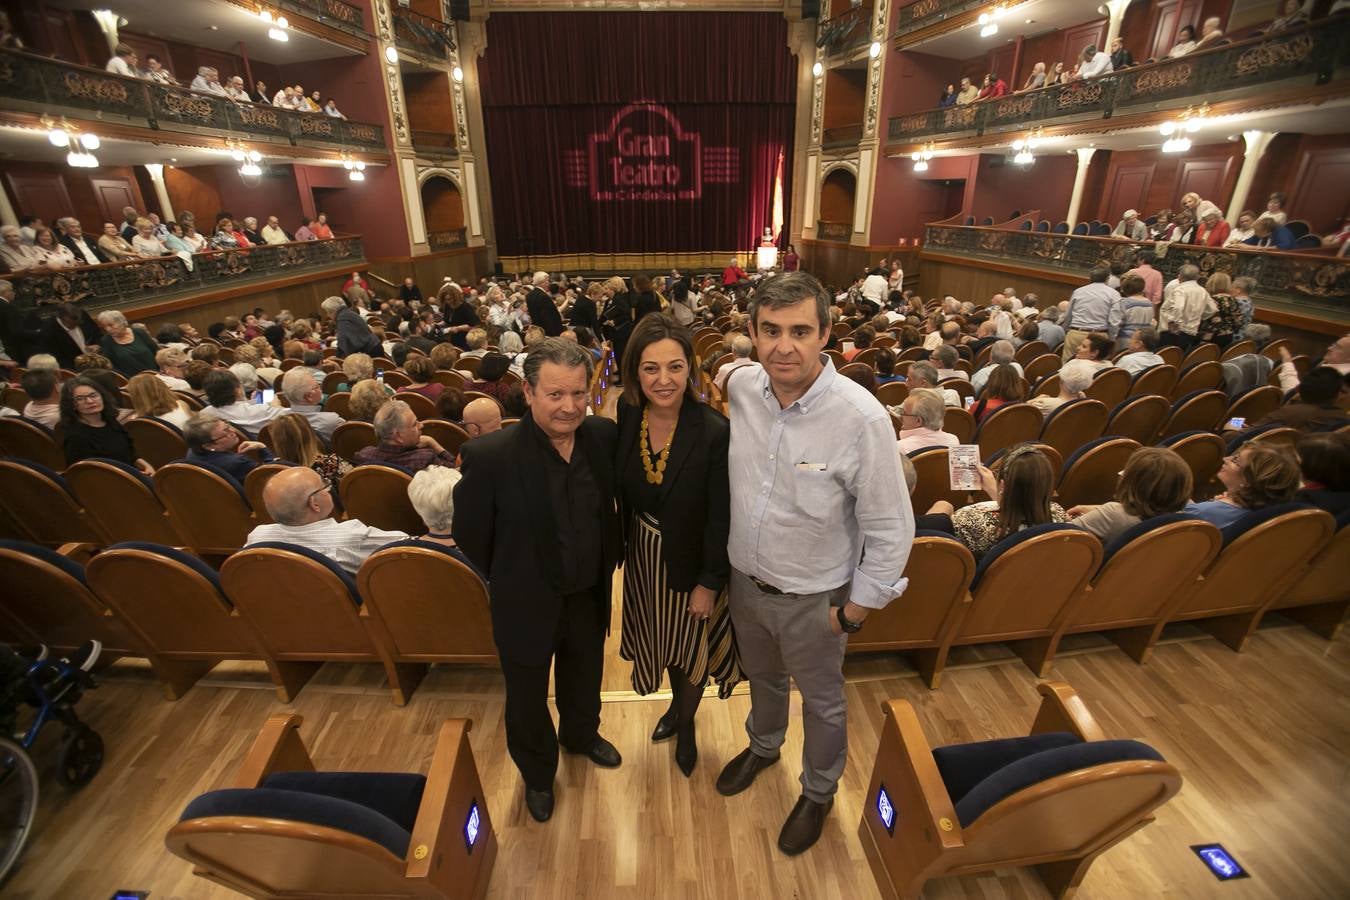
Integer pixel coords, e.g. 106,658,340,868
478,12,797,257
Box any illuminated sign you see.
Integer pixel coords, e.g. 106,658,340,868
464,800,481,852
563,103,739,202
877,784,896,836
1191,844,1249,881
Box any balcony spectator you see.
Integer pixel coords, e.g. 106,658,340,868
938,83,957,107
297,85,321,112
293,216,317,241
1113,209,1148,241
0,11,23,50
259,216,289,244
324,98,347,119
241,217,263,245
132,217,191,271
143,54,176,85
1244,216,1295,250
1044,61,1066,86
1168,210,1196,244
106,44,138,78
1077,44,1113,78
1256,191,1288,226
1195,16,1227,50
955,76,979,105
1168,24,1198,57
180,220,208,252
161,222,195,259
191,66,227,96
272,84,300,108
1109,37,1135,69
18,215,40,244
977,72,1008,100
1225,210,1258,246
1179,191,1204,219
1269,0,1310,31
1148,209,1172,240
308,89,324,110
23,226,75,269
251,80,270,103
1194,203,1230,247
210,216,252,250
342,271,371,295
97,223,142,261
224,75,250,102
1018,62,1046,92
56,218,107,266
311,214,335,240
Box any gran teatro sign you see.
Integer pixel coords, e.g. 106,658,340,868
564,103,738,201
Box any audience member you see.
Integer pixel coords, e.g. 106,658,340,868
874,349,904,385
1195,16,1226,50
938,83,957,107
1225,210,1257,247
354,399,456,472
105,44,138,77
1116,327,1166,376
126,372,192,429
183,412,274,481
1256,191,1288,226
1029,358,1096,417
1067,447,1193,543
971,340,1023,394
1194,203,1230,247
1074,332,1115,371
1200,272,1244,347
246,466,409,573
1183,443,1300,528
1158,264,1216,350
1018,62,1046,92
268,412,350,492
321,294,381,357
894,389,959,455
1168,24,1198,57
1269,0,1310,31
28,227,76,268
59,376,150,472
1294,432,1350,515
144,55,175,84
1077,43,1113,78
1244,216,1295,250
96,310,158,376
278,368,342,445
56,219,108,265
907,361,961,406
1062,267,1122,360
972,364,1025,422
461,396,504,438
1036,305,1066,348
955,76,979,104
1113,209,1148,240
348,380,390,423
896,453,957,533
470,353,514,403
952,445,1068,561
1116,274,1154,348
311,214,335,240
1253,367,1349,431
1,226,41,271
1109,36,1135,69
202,368,286,436
402,466,484,574
396,354,443,402
293,217,317,241
1125,249,1163,305
19,369,60,429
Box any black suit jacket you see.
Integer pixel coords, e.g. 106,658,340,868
632,290,662,321
569,296,599,333
453,414,623,664
58,233,108,265
527,287,564,337
615,397,730,593
40,310,101,368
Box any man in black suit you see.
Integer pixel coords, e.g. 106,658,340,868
56,218,109,267
568,284,599,334
526,270,564,336
39,302,102,368
453,337,623,823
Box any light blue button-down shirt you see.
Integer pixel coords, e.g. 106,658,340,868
727,357,914,610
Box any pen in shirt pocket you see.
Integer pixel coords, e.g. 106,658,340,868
796,462,827,471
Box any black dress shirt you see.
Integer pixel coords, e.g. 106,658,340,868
63,420,138,467
535,423,603,594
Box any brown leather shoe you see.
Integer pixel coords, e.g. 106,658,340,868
777,795,833,856
715,746,779,796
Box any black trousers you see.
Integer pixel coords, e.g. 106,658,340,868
1158,331,1196,352
499,590,605,791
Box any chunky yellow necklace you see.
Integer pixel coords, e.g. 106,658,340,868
639,406,677,485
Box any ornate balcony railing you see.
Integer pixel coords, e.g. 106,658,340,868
0,49,386,152
393,6,456,59
411,130,458,155
821,123,865,148
427,228,468,251
820,4,873,57
923,224,1349,321
888,16,1349,145
817,221,852,241
893,0,991,40
7,237,366,313
272,0,367,36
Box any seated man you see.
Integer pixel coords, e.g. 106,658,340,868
908,361,962,407
202,368,287,437
1251,367,1349,432
461,396,503,438
970,340,1023,394
1116,326,1166,376
280,367,343,445
894,389,960,456
1113,209,1148,241
183,412,274,482
20,369,61,429
246,466,409,573
931,344,968,382
354,399,456,472
714,334,760,391
898,453,956,534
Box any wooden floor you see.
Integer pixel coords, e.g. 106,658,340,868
6,601,1349,900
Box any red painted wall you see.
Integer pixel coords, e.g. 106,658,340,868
868,154,978,246
163,165,308,232
887,50,964,117
970,153,1077,223
293,163,409,258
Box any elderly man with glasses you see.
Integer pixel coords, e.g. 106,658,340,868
183,412,275,482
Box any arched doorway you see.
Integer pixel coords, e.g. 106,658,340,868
818,168,856,239
420,176,464,248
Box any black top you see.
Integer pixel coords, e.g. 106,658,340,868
533,419,603,594
916,512,955,534
620,424,664,517
400,285,424,303
527,287,564,337
569,296,599,332
1297,488,1350,518
632,290,662,321
63,420,137,467
447,303,479,349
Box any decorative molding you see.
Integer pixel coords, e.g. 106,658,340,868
864,0,888,140
373,0,411,147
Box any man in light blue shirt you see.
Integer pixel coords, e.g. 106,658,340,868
1062,266,1122,361
716,271,913,857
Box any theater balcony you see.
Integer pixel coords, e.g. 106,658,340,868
887,16,1349,152
892,0,1005,47
392,5,456,64
820,1,876,60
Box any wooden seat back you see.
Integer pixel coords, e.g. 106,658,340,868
0,459,106,546
1013,341,1049,365
65,460,182,544
846,536,974,688
0,418,65,470
379,370,411,389
331,420,377,462
1225,385,1282,425
941,378,974,403
358,545,497,663
453,356,481,377
1083,367,1131,409
1158,390,1227,441
429,369,467,389
1020,353,1059,384
1031,372,1059,398
0,541,138,655
1104,395,1169,446
1156,345,1183,366
908,448,975,513
244,463,292,524
1248,425,1300,451
1038,399,1107,462
975,403,1043,461
340,466,424,535
126,417,188,469
1127,364,1177,398
420,419,470,456
942,406,976,444
321,370,347,395
1220,339,1257,361
322,391,353,419
876,381,908,407
396,391,439,421
1180,342,1220,370
1170,360,1222,400
1266,517,1350,639
153,463,255,555
1055,437,1140,509
852,347,880,367
1161,432,1226,499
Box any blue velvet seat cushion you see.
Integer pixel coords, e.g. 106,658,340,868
1218,502,1313,547
970,523,1077,590
0,538,87,584
5,457,78,501
1099,512,1198,568
180,771,426,859
109,541,226,599
934,735,1164,827
247,541,362,605
1157,429,1208,448
88,457,156,490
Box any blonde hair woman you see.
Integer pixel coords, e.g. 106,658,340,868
349,379,388,423
268,412,349,490
125,372,193,429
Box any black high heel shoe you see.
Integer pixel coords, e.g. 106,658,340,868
675,721,697,778
651,707,678,743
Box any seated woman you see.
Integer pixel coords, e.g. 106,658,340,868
574,326,603,363
334,352,392,395
29,226,77,269
952,445,1069,561
845,326,875,362
348,379,389,423
875,349,904,385
269,411,350,492
1067,447,1193,543
469,352,514,404
1167,23,1198,57
1183,442,1301,528
125,372,193,430
436,386,467,423
1030,358,1096,418
397,354,444,402
972,363,1026,422
59,376,152,473
1294,431,1350,516
404,465,486,581
1073,331,1116,371
132,216,193,271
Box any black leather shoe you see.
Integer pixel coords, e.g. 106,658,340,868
674,722,697,778
525,787,554,823
715,746,779,796
651,708,679,743
777,795,833,856
566,735,623,768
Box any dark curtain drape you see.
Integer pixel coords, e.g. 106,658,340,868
478,12,797,256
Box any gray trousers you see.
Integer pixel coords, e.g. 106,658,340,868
728,568,849,804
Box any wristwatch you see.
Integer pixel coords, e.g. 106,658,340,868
836,606,863,634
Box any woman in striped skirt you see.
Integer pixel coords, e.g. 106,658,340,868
615,314,742,777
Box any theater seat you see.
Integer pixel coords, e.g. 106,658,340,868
167,713,496,900
858,682,1180,900
1103,394,1169,446
0,458,107,546
1264,509,1350,639
341,466,424,535
332,420,377,461
1038,398,1107,462
126,417,188,469
0,417,65,470
1157,390,1227,441
0,540,139,657
65,459,182,545
154,462,255,560
1157,431,1226,499
1126,364,1177,399
1056,436,1140,508
975,403,1042,461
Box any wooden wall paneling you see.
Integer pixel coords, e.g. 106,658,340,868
1286,145,1350,234
800,239,873,292
403,72,456,134
1176,156,1235,210
41,9,88,65
421,177,464,231
118,31,174,70
90,177,145,226
4,172,75,229
987,45,1015,84
1058,21,1107,70
1148,0,1204,61
163,166,224,228
819,170,857,225
1101,164,1156,224
823,68,867,129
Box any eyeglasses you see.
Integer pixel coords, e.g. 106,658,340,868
305,486,329,505
72,392,101,404
1223,453,1242,466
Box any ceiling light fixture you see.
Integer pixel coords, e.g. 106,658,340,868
869,41,882,59
1159,103,1209,138
384,46,399,64
911,142,936,172
43,116,100,167
812,61,823,77
452,65,464,83
349,170,365,182
268,27,288,41
1162,136,1192,153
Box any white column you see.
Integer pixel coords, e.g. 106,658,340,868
0,184,18,228
1102,0,1133,56
143,164,175,224
1227,130,1276,223
1065,147,1097,228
